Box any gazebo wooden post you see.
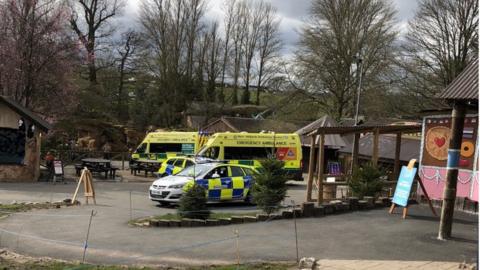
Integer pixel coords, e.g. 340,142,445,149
372,128,380,166
317,132,325,206
393,132,402,179
351,133,360,174
306,135,317,202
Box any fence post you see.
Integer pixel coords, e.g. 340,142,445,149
291,200,299,263
82,210,95,263
129,190,133,221
234,229,240,266
122,152,125,170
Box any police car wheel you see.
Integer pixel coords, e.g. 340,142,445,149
158,201,170,206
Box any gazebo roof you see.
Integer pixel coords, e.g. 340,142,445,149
0,96,51,132
437,60,478,101
306,124,422,136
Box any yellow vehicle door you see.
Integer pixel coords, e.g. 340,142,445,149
229,166,247,200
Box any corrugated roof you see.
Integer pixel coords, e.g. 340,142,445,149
0,96,51,132
438,60,479,100
202,116,303,133
296,115,347,148
339,134,420,162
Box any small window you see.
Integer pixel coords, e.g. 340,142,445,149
174,159,184,167
185,160,195,167
135,143,147,154
166,159,176,165
149,143,183,153
230,166,245,177
206,166,228,179
242,167,255,176
199,147,220,159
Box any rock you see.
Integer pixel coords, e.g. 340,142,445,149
323,204,334,215
358,200,368,210
293,208,303,218
281,210,293,219
190,219,206,226
230,216,244,224
63,199,72,204
375,200,384,208
10,200,17,205
256,214,269,221
243,216,257,223
301,202,315,217
363,196,375,208
157,219,170,227
217,218,231,225
181,218,193,227
347,197,359,210
299,257,317,269
142,222,150,227
269,213,281,220
149,219,160,227
169,220,181,227
313,206,325,217
206,219,220,226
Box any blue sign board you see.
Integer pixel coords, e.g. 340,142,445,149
392,166,417,207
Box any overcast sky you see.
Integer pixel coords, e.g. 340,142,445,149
117,0,419,57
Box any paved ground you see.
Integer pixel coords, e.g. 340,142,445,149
0,176,477,268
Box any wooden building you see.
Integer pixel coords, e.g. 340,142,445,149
0,96,51,182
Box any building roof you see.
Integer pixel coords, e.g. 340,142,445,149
438,60,479,101
296,115,347,148
201,116,303,133
0,96,51,132
338,134,420,162
305,124,422,136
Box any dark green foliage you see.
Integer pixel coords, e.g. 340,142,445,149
241,88,250,104
348,163,385,199
178,184,210,220
252,158,288,214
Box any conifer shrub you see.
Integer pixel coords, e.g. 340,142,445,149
252,157,288,215
178,183,210,219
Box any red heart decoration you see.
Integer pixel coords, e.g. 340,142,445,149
434,137,446,147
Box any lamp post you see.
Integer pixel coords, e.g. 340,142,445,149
350,55,363,174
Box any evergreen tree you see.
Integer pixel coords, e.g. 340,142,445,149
252,157,287,214
178,184,210,220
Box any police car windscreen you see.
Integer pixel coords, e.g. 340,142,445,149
176,164,213,177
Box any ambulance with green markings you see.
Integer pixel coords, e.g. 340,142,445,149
197,132,303,181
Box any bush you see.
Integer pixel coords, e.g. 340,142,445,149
252,157,288,215
348,163,385,199
178,183,210,220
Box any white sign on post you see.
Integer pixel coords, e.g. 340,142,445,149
53,160,63,176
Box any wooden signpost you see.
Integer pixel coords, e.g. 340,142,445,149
72,168,96,205
389,159,437,219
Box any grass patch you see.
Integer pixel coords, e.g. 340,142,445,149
0,201,77,218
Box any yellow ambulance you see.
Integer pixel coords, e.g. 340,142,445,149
131,131,210,164
197,132,303,181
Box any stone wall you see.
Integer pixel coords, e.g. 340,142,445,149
0,130,41,182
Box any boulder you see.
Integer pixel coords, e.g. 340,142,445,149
323,204,334,215
299,257,317,270
168,220,181,227
301,202,315,217
217,218,231,226
281,210,293,219
358,200,368,210
181,218,193,227
313,206,325,217
230,216,244,224
256,214,269,222
243,216,258,223
347,197,359,210
157,219,170,227
206,219,220,226
149,219,160,227
190,219,206,226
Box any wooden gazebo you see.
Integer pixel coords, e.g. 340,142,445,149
305,124,422,205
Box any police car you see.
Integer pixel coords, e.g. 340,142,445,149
149,162,257,205
156,156,214,177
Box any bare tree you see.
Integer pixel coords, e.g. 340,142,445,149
0,0,77,115
240,0,264,104
399,0,478,109
116,30,137,121
218,0,236,103
230,1,247,105
70,0,123,84
205,22,222,102
255,2,282,105
296,0,397,120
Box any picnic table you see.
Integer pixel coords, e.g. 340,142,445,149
75,158,118,179
130,160,161,177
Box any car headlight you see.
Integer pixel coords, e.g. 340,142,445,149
168,184,184,189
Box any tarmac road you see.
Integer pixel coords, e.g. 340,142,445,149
0,180,477,266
